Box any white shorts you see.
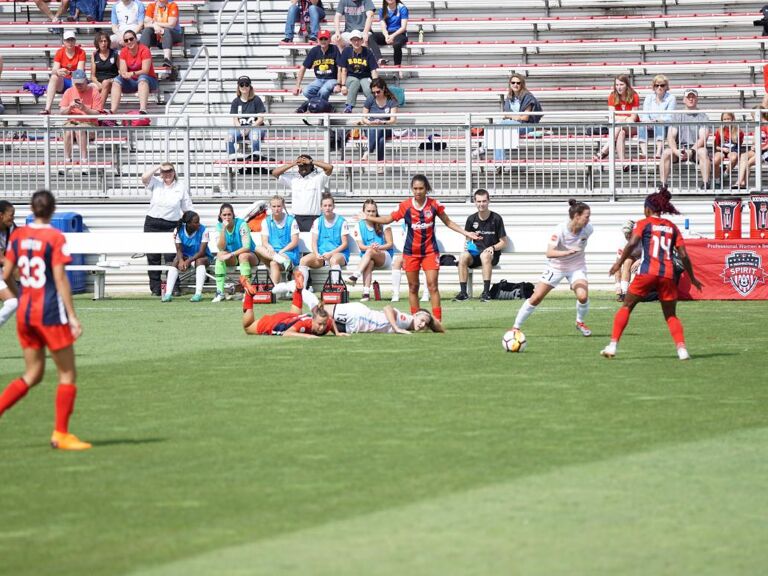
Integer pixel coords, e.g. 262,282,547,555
373,251,393,269
538,266,588,288
0,277,7,291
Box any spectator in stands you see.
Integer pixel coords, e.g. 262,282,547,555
348,199,394,302
227,76,266,160
140,0,182,70
141,162,193,297
712,111,744,185
111,0,145,49
734,108,768,190
163,210,211,302
0,200,18,329
283,0,326,43
40,30,86,115
339,29,379,113
334,0,376,51
361,77,398,173
58,69,103,175
110,30,158,115
594,74,639,171
454,188,508,303
659,89,711,189
293,30,342,111
638,74,675,160
91,32,119,108
271,155,334,232
213,203,259,303
298,192,350,283
33,0,68,26
256,195,301,285
371,0,409,67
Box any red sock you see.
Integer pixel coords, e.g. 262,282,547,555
292,289,303,310
0,378,30,417
410,304,418,314
611,306,631,342
243,291,253,312
666,315,686,347
55,384,77,434
432,306,442,321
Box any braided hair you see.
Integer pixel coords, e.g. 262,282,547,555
644,184,680,215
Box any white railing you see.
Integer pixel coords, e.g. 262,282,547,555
164,46,213,117
0,111,763,200
216,0,250,84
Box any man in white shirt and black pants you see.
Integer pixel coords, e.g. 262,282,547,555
271,155,334,232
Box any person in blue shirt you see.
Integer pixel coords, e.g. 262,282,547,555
283,0,326,43
361,77,398,173
370,0,409,66
213,203,258,303
163,211,212,302
348,199,394,302
298,192,350,283
293,29,342,111
256,196,302,285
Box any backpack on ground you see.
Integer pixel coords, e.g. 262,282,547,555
489,280,534,300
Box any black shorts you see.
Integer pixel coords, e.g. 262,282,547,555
295,214,319,232
469,251,501,268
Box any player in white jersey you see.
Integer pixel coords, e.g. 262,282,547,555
510,199,594,336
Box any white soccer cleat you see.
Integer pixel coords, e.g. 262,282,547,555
600,344,617,358
420,292,430,302
677,347,690,361
575,321,592,337
211,292,225,303
391,293,400,302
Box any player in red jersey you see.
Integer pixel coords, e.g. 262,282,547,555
0,190,90,450
241,270,340,338
601,186,703,360
358,174,480,321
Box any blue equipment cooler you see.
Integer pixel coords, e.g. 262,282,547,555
25,211,86,294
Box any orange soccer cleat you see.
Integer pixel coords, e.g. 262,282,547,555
239,275,258,296
293,269,305,292
51,431,92,451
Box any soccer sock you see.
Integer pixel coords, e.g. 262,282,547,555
666,315,686,347
459,281,467,294
298,265,309,286
214,259,226,293
0,378,29,417
620,280,629,293
410,304,418,314
391,269,402,296
513,299,537,329
292,289,303,309
610,306,631,342
164,268,179,297
432,306,442,321
194,265,207,294
0,297,18,326
54,384,77,434
615,281,622,292
239,259,252,279
576,299,590,323
302,288,319,310
242,291,253,311
483,280,491,293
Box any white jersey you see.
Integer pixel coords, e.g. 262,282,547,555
546,221,593,272
333,303,412,334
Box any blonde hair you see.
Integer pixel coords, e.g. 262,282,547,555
651,74,669,89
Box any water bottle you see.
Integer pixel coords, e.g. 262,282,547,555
372,280,381,301
418,27,424,43
684,218,690,238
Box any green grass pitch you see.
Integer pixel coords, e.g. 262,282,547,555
1,293,767,576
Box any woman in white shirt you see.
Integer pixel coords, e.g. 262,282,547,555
140,162,194,296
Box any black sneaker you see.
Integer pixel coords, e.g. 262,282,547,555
480,291,491,302
295,102,309,114
453,292,469,302
281,37,293,43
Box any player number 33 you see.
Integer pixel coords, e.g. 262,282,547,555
16,255,47,289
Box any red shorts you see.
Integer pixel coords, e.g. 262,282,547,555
17,323,75,352
402,253,440,273
628,274,678,301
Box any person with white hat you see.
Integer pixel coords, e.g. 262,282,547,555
658,88,711,189
338,29,379,113
41,30,86,115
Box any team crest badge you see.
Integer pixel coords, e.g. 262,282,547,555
424,209,433,219
720,251,766,297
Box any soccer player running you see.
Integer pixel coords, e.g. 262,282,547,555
601,186,703,360
0,190,90,450
511,198,594,337
358,173,481,321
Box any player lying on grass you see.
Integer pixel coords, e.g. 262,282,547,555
240,271,342,338
276,276,444,334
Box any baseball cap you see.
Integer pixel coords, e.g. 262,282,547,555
318,30,331,40
684,88,699,97
348,30,364,40
72,69,87,83
62,29,76,40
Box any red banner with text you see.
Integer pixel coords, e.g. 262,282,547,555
679,239,768,300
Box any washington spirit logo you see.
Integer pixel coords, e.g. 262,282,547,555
720,251,766,297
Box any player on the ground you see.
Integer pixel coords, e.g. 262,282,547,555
510,198,594,336
241,271,340,338
358,173,480,321
0,200,19,328
601,186,703,360
0,190,90,450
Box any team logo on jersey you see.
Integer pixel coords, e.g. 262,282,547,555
720,251,766,297
423,209,433,219
472,221,479,229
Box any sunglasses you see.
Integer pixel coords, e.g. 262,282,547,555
124,36,136,42
160,168,174,174
238,81,251,87
510,81,521,85
319,37,330,41
372,89,382,94
654,83,667,88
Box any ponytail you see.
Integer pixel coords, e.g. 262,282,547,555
644,184,680,215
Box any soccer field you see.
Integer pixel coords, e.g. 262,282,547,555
1,293,767,576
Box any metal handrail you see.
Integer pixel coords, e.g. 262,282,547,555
216,0,250,84
164,45,212,120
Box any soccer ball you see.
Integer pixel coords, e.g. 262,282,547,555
502,329,527,353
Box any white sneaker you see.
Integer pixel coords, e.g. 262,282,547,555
575,321,592,337
211,292,225,303
391,293,400,302
420,292,430,302
471,147,486,159
677,347,690,360
600,344,617,358
361,151,369,162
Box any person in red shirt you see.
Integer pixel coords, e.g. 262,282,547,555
712,111,744,185
41,30,87,115
735,108,768,189
593,74,640,171
0,190,90,450
359,174,480,321
110,30,159,115
602,185,703,360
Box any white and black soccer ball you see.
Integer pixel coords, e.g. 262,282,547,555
502,329,527,353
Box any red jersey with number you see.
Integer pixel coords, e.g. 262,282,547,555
633,216,684,279
390,197,446,256
255,312,316,336
5,224,72,326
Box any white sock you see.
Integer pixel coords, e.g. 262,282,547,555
271,281,288,295
194,265,206,295
303,288,319,310
513,299,537,329
614,281,622,291
0,297,18,326
298,265,310,284
576,300,589,323
620,280,629,293
391,269,402,297
165,268,179,297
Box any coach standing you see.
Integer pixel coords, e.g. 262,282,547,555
141,162,193,296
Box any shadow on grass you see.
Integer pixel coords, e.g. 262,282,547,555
94,437,167,447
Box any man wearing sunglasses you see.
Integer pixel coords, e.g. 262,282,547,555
293,29,342,112
110,31,158,115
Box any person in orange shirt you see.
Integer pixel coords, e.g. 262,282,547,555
140,0,183,69
58,70,104,175
41,30,86,115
